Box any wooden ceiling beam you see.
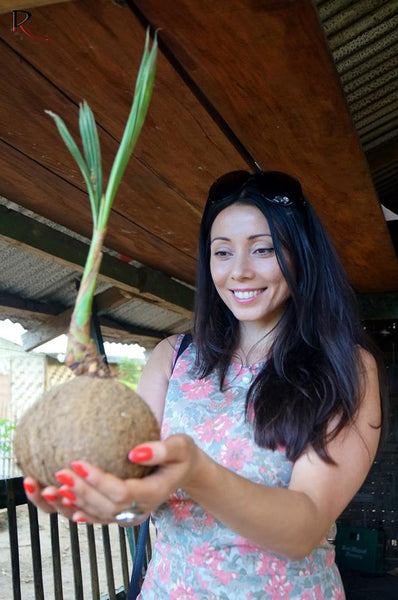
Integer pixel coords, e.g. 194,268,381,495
0,1,72,13
0,2,246,287
0,204,195,317
0,291,63,317
20,283,166,350
131,0,398,291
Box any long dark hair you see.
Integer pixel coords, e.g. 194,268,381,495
193,171,387,463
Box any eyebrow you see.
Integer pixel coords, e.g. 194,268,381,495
210,233,272,244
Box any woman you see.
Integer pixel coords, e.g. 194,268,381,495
25,171,386,598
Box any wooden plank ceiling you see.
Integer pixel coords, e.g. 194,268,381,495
0,0,397,299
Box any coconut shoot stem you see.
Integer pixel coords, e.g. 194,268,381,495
47,30,158,376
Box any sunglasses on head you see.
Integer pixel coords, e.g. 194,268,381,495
207,170,306,208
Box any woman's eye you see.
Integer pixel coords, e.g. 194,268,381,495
254,247,273,255
214,250,230,257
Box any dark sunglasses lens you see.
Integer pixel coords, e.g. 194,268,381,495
208,170,250,204
257,172,303,204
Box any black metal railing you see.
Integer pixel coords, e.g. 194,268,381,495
1,477,151,600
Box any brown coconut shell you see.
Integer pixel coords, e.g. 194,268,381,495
14,376,160,487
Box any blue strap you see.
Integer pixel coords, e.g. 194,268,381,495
127,333,192,598
128,518,150,599
172,333,192,371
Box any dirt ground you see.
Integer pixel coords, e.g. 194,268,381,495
0,504,133,599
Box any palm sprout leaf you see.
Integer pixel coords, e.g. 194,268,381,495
45,110,98,225
46,29,158,370
79,101,103,215
103,29,157,224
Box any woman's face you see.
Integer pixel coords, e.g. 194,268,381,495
210,203,291,331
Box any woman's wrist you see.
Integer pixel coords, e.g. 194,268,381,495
183,441,217,498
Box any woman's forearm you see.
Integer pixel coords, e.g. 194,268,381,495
184,447,324,561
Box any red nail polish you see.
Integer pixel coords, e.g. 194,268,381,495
62,499,76,508
23,482,35,494
58,488,76,502
71,462,89,478
55,472,75,487
128,446,153,463
74,516,86,523
42,492,58,503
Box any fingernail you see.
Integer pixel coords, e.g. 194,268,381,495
23,481,35,494
62,499,76,508
71,462,89,478
73,515,86,523
55,472,75,487
128,446,153,463
58,488,76,502
42,492,58,503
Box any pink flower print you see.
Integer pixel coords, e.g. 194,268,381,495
313,583,325,599
264,575,293,598
195,510,215,531
161,420,171,440
169,582,200,599
332,585,346,599
213,568,238,585
300,591,316,600
180,379,215,400
169,497,193,521
157,556,171,584
255,551,287,576
209,389,235,410
218,437,253,470
326,547,336,567
195,414,235,443
172,356,190,377
187,542,223,570
234,536,259,555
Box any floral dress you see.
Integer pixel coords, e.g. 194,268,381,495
138,336,345,599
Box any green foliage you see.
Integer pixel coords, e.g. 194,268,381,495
45,29,158,351
0,419,16,454
46,29,158,231
117,357,145,390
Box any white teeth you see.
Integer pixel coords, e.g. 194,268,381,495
234,289,262,299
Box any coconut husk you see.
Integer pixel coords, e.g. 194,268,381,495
14,376,160,487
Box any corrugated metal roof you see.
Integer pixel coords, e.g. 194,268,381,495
315,0,398,220
0,202,192,347
0,237,111,305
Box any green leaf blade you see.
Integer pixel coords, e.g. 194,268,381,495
79,101,103,212
46,109,99,226
102,30,158,225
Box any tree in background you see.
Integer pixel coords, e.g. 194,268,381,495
117,357,145,390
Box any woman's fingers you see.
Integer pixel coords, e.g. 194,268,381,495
53,465,124,520
128,434,194,467
23,478,56,514
23,435,197,525
23,478,75,519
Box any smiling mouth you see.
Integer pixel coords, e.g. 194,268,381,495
232,289,265,300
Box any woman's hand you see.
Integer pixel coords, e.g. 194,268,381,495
23,434,201,525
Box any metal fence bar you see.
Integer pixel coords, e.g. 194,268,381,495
86,524,100,600
50,512,64,600
5,478,22,600
27,501,45,600
102,525,116,600
2,477,149,598
118,526,130,594
70,520,84,599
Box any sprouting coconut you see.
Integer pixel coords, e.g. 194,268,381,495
14,31,160,487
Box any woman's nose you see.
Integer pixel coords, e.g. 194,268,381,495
231,254,253,280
